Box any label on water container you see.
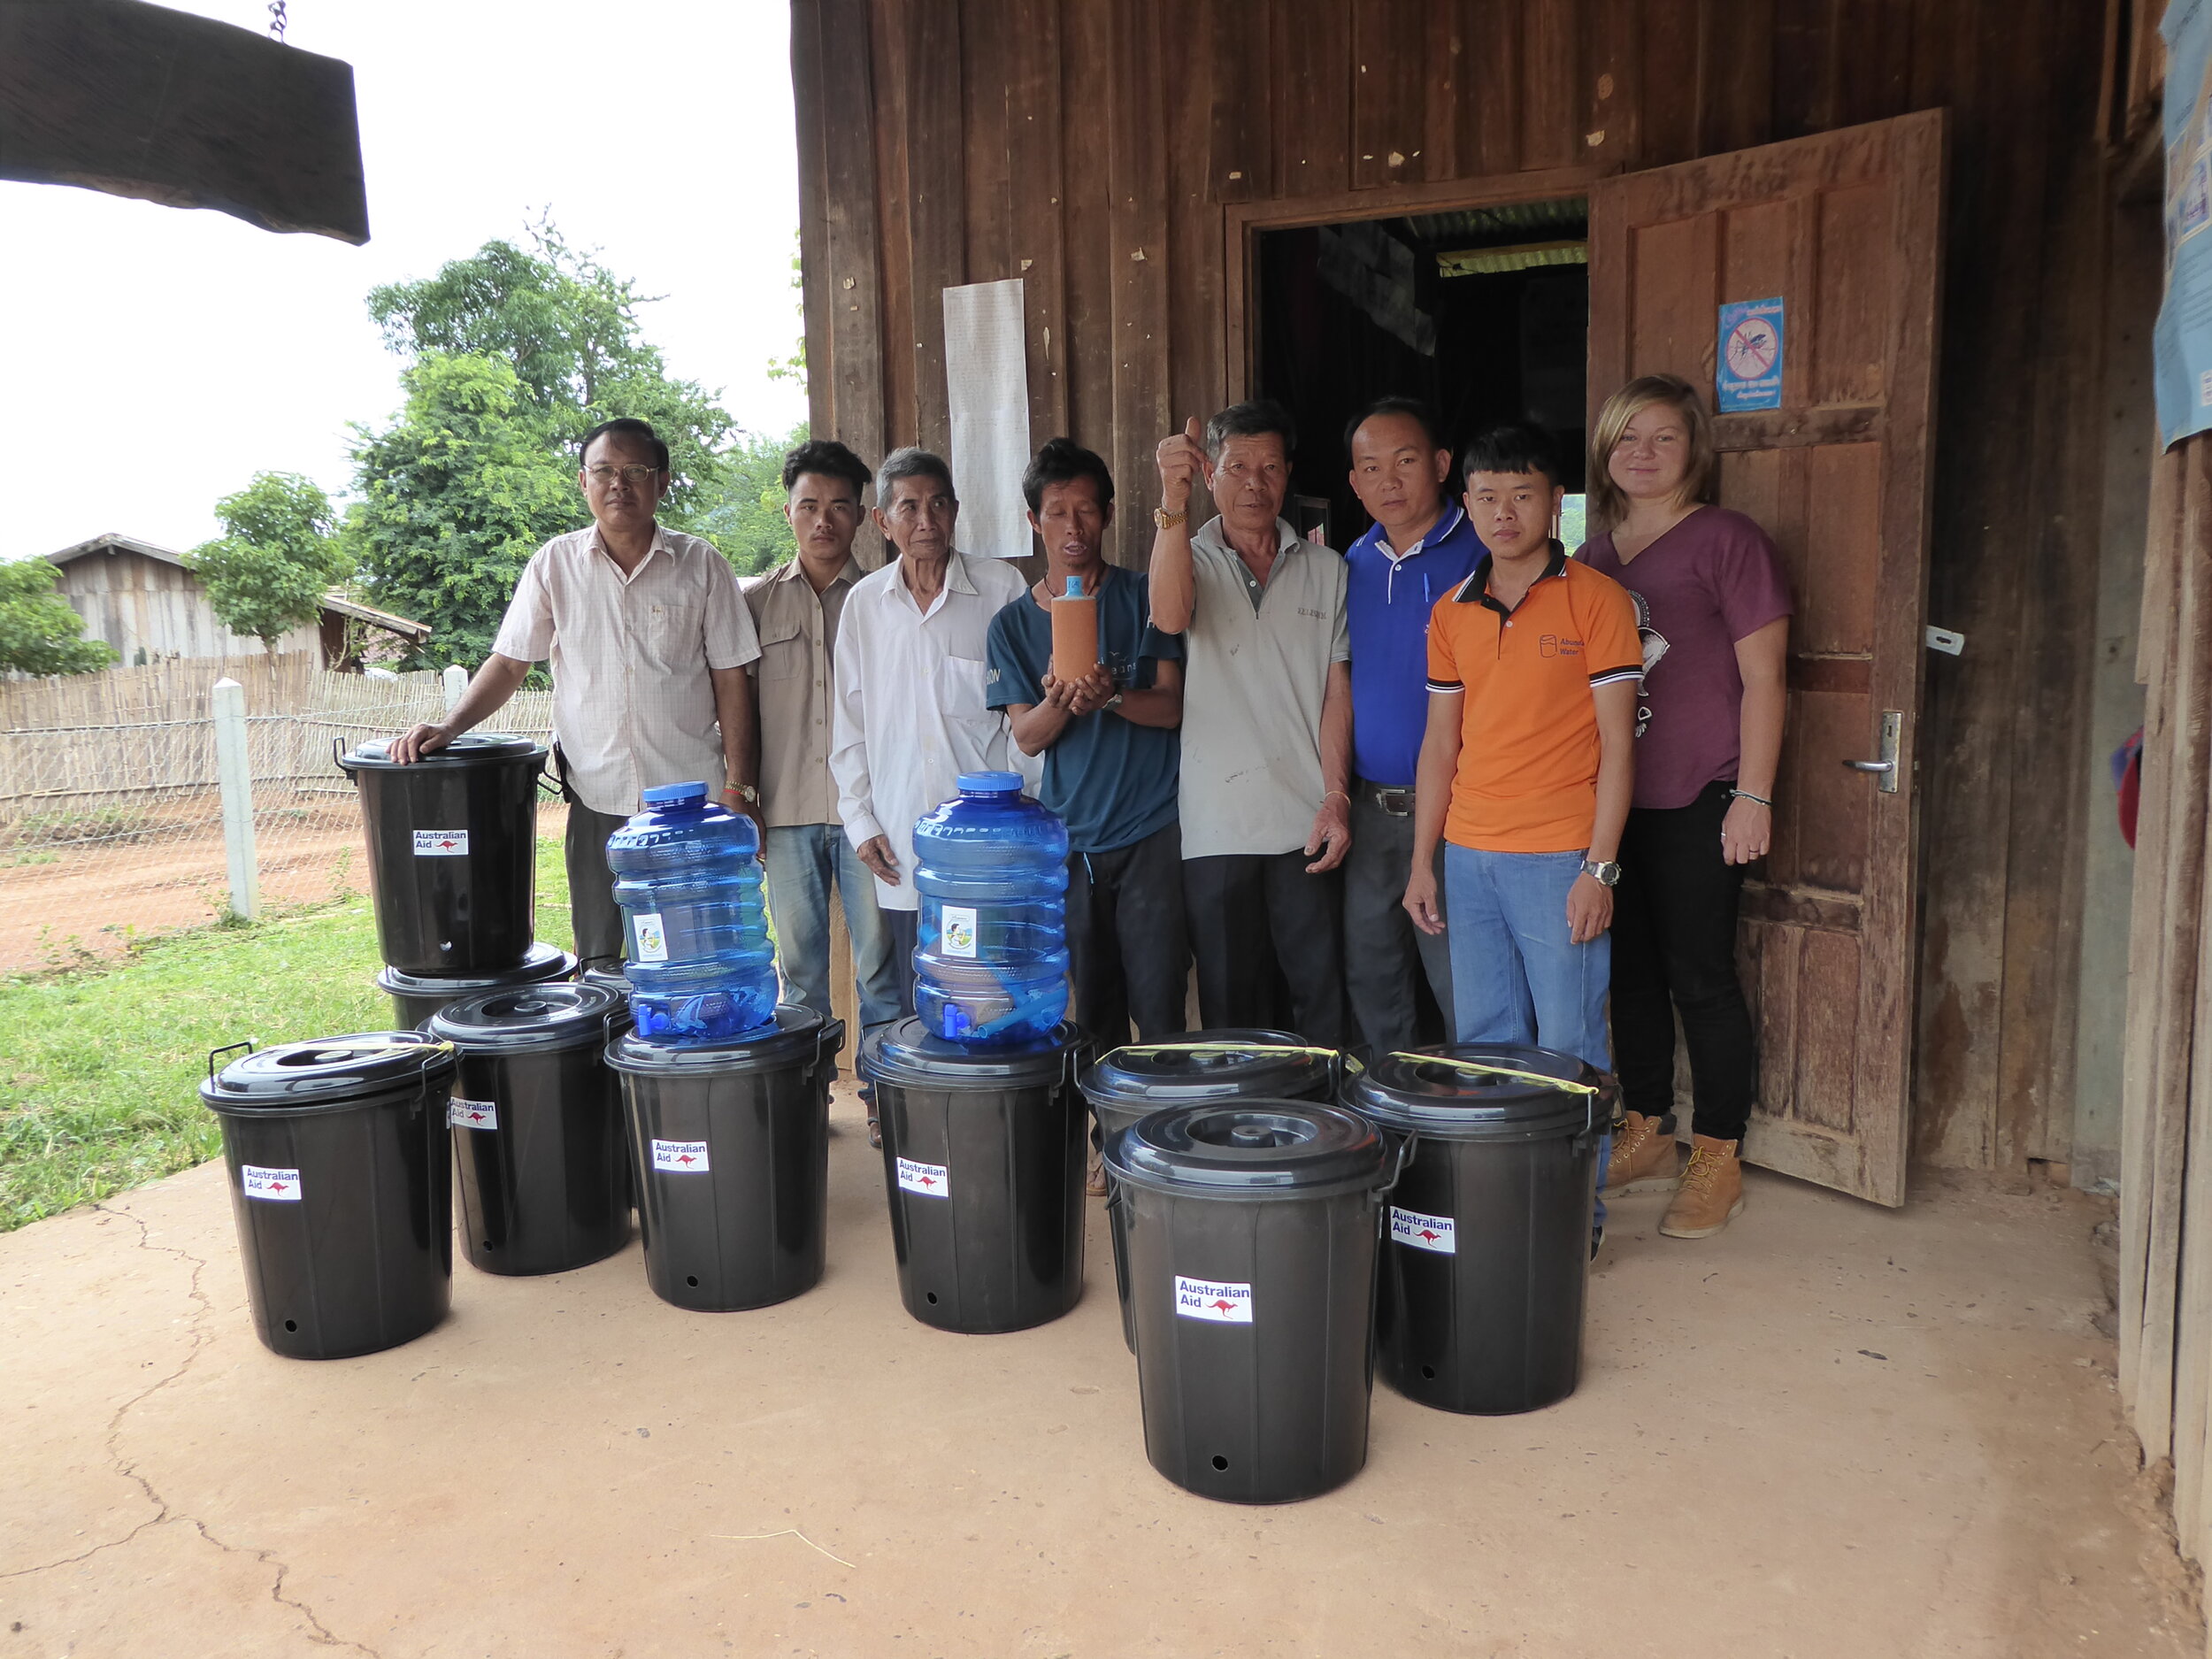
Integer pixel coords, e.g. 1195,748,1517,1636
896,1156,949,1198
1175,1275,1253,1324
412,829,467,856
448,1097,498,1130
940,906,979,959
1390,1206,1456,1255
631,911,669,964
652,1138,710,1172
242,1164,303,1202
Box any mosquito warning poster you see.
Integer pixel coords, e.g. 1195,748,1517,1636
1715,298,1785,413
2157,0,2212,447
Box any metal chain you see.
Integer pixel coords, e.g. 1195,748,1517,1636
266,1,288,42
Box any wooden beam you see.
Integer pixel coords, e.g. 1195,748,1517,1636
0,0,368,244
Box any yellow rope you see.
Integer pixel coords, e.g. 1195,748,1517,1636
1104,1041,1339,1062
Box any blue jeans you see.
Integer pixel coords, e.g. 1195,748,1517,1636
761,825,903,1074
1444,842,1614,1236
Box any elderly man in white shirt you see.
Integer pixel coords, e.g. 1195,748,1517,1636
393,417,763,968
831,447,1027,1044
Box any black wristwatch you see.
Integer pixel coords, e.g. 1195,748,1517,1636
1579,858,1622,887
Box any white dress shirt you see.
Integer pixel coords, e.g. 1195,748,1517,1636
831,549,1029,911
492,522,760,817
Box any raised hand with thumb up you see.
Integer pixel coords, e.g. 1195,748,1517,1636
1156,415,1207,513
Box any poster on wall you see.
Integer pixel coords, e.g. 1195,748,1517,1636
1715,298,1786,412
941,279,1033,559
2156,0,2212,448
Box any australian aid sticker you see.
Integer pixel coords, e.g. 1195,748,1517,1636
896,1156,950,1199
651,1138,710,1172
1390,1206,1457,1255
412,829,467,856
242,1164,303,1202
447,1096,498,1131
1174,1274,1254,1324
631,911,669,963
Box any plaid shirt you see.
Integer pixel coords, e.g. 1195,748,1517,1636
492,522,760,817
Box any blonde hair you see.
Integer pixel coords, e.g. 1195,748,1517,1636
1586,374,1717,533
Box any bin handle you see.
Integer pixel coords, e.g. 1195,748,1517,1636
207,1039,255,1084
1382,1051,1601,1095
332,735,352,776
1380,1129,1417,1193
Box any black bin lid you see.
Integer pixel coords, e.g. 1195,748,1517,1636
338,732,545,772
1079,1027,1333,1110
605,1003,842,1077
1342,1043,1598,1142
375,942,575,999
199,1031,457,1117
858,1017,1083,1091
427,981,629,1054
1106,1100,1387,1200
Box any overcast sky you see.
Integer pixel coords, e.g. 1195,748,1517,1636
0,0,806,563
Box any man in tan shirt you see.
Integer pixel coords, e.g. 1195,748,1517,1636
744,440,900,1070
394,418,763,968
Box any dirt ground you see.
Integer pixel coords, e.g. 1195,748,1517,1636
0,1079,2198,1659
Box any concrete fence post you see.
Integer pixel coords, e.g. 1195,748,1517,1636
442,664,468,711
211,677,258,921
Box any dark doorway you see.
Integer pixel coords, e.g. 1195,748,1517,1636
1255,196,1590,550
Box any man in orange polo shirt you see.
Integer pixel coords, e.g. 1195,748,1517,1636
1403,424,1640,1075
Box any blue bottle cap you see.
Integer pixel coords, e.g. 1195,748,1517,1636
641,781,709,806
956,771,1025,795
1064,576,1083,596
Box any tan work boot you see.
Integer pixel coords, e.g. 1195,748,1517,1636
1603,1110,1681,1195
1660,1135,1746,1238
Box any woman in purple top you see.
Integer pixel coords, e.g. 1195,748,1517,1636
1579,373,1791,1241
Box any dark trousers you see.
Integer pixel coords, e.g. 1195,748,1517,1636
884,907,920,1021
561,787,630,972
1342,784,1454,1058
1609,780,1756,1142
1183,851,1349,1048
1066,821,1190,1046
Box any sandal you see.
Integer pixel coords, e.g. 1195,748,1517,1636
867,1115,882,1150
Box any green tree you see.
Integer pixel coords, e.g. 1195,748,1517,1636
365,218,736,523
687,424,807,576
345,352,576,672
188,472,349,657
0,559,117,676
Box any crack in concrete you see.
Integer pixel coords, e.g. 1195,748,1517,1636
2,1203,380,1657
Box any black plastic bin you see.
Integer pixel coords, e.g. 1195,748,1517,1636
1107,1100,1401,1504
1079,1029,1338,1354
606,1005,843,1311
1343,1043,1602,1415
859,1018,1087,1335
337,733,546,976
199,1032,458,1360
377,941,576,1029
427,981,634,1277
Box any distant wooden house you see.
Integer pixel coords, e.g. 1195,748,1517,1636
43,533,429,669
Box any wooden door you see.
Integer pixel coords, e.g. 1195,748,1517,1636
1586,110,1946,1206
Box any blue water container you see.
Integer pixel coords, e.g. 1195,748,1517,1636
606,782,779,1045
912,772,1071,1048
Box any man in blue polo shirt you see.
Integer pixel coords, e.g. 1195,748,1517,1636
1342,396,1486,1056
987,438,1187,1062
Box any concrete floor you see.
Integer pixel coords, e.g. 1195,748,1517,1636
1,1083,2200,1659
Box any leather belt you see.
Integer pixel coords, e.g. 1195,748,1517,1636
1364,783,1416,818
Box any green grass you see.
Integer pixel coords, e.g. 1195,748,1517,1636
0,834,574,1232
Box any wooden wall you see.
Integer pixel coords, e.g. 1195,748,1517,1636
790,0,2119,1176
54,550,321,665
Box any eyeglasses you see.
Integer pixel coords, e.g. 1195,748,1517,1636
585,464,664,488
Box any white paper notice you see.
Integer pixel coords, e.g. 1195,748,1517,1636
941,279,1032,561
652,1139,710,1172
1175,1275,1254,1324
896,1156,950,1199
1390,1206,1456,1254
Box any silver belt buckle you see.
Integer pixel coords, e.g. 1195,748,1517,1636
1371,786,1415,818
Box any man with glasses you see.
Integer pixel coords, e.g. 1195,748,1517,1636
391,417,762,969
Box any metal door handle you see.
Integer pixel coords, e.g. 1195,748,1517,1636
1841,711,1903,795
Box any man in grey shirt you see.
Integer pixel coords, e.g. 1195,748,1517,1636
1148,401,1353,1045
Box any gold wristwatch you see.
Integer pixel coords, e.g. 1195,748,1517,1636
1154,504,1188,529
